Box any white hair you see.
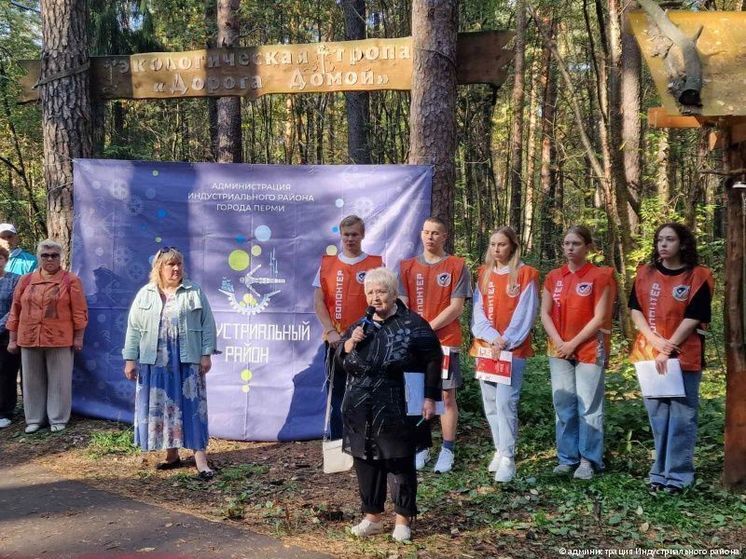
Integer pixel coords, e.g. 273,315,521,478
363,267,398,298
36,239,63,256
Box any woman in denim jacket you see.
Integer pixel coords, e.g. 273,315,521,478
123,247,217,480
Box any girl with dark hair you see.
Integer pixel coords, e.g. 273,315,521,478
540,225,616,480
629,222,713,493
471,227,539,483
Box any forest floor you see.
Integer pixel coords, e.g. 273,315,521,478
1,358,744,559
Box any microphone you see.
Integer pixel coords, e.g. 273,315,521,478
361,306,376,335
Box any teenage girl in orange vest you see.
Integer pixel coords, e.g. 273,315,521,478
540,225,613,480
471,227,539,483
628,222,713,493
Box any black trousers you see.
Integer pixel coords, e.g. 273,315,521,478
0,332,21,419
354,455,417,517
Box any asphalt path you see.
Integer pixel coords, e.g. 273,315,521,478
0,463,333,559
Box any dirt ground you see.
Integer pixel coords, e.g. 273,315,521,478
2,416,536,559
3,415,743,559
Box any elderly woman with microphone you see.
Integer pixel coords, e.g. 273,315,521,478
336,267,442,542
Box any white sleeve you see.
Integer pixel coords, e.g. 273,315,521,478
471,288,500,343
312,266,321,288
502,282,539,350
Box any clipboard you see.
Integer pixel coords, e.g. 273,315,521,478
403,372,446,416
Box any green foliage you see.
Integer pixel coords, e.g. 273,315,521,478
86,427,137,458
416,355,741,549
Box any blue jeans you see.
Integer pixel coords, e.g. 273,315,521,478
643,370,701,488
549,357,605,469
479,357,526,458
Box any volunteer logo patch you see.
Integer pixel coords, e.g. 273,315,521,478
672,285,690,302
436,272,452,287
576,282,593,297
356,271,367,284
506,283,521,298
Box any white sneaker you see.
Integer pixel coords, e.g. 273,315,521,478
573,459,594,480
433,447,454,473
50,424,66,433
350,518,384,537
0,418,11,429
553,463,573,474
494,456,516,483
24,424,40,434
391,523,411,542
415,449,430,471
488,451,501,473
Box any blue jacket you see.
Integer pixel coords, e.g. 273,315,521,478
7,248,36,275
122,280,217,365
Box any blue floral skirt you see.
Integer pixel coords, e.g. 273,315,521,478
134,362,209,451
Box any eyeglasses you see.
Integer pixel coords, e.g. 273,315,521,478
40,253,60,259
156,246,177,257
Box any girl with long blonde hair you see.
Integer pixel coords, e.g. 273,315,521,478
471,227,539,483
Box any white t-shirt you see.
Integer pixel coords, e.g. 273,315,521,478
312,252,370,288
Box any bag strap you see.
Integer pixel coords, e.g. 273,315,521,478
62,270,72,291
322,343,335,441
17,272,32,294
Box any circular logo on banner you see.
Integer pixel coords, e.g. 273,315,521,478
672,285,691,302
356,271,367,284
436,272,452,287
575,282,593,297
506,283,521,298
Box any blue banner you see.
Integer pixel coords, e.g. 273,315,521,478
71,160,432,441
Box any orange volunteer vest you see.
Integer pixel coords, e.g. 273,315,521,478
319,254,383,334
469,264,539,359
543,262,613,364
399,255,466,346
629,264,713,371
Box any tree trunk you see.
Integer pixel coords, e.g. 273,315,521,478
524,61,539,250
40,0,91,264
621,0,642,230
656,130,672,208
205,0,218,160
216,0,242,163
607,0,634,337
409,0,458,231
538,15,559,262
508,0,526,236
342,0,371,164
91,100,105,157
723,138,746,489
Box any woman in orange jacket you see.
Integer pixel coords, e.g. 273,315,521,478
7,239,88,434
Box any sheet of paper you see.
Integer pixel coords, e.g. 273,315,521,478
634,359,686,398
403,372,446,416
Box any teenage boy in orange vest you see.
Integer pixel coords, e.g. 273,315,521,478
313,215,383,440
399,217,471,473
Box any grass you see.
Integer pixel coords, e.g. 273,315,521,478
9,348,740,557
85,425,137,458
410,354,745,551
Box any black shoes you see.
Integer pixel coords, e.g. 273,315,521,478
648,482,665,493
648,482,685,495
196,469,214,481
155,458,183,470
